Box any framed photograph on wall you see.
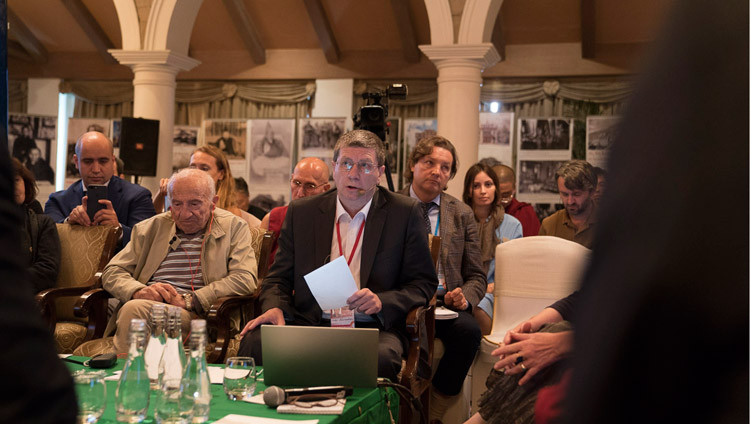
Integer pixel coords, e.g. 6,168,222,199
201,119,248,179
586,116,620,169
402,118,437,187
9,114,58,196
516,117,573,204
172,125,199,173
478,112,514,168
247,119,295,210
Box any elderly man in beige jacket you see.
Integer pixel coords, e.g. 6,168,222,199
103,168,257,353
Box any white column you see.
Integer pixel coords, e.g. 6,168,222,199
108,50,200,193
420,44,500,198
27,78,62,199
312,79,354,124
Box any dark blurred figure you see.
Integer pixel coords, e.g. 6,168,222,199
0,153,77,422
234,177,266,221
562,0,748,423
13,158,60,293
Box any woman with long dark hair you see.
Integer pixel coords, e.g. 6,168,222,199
13,158,60,292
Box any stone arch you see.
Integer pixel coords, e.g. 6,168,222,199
457,0,504,44
112,0,142,50
143,0,202,53
423,0,455,45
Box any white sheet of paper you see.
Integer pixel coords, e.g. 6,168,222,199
208,366,225,384
304,256,358,311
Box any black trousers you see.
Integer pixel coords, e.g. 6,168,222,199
432,310,482,396
237,320,407,383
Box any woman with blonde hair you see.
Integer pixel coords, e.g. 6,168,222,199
153,145,261,228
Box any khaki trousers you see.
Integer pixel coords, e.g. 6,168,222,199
114,299,196,353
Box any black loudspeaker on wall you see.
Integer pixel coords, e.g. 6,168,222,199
120,117,160,176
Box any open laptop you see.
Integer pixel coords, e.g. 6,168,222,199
261,325,379,388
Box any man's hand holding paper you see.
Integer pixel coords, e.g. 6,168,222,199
347,289,382,314
304,256,359,311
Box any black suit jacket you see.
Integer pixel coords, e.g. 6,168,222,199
260,187,437,332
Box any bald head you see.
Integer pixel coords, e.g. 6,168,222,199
74,131,115,186
493,165,516,208
291,157,330,200
493,165,515,185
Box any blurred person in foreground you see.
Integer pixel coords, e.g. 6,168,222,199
13,158,60,293
260,157,331,265
0,150,77,423
561,0,748,422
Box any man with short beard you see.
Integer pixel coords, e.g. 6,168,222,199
539,160,597,248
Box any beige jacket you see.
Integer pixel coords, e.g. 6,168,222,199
102,208,258,312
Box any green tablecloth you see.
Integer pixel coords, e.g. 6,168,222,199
65,356,398,423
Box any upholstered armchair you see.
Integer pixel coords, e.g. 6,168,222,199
73,226,273,359
205,227,273,363
35,224,120,354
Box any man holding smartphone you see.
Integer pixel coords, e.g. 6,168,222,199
45,131,155,247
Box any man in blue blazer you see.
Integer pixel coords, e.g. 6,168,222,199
45,131,155,247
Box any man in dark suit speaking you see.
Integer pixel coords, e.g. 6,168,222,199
238,130,437,381
45,131,155,247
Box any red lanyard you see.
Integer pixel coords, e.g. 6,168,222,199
336,219,366,266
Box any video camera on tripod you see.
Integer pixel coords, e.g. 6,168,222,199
353,83,407,191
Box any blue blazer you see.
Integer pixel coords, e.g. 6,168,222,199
44,176,156,247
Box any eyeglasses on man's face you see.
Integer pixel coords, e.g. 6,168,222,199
336,158,377,175
292,179,321,191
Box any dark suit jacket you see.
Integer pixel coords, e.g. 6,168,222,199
400,186,487,310
44,176,155,247
260,187,437,332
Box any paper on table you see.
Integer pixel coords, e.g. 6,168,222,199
303,256,358,311
277,399,345,415
213,414,318,424
208,366,225,384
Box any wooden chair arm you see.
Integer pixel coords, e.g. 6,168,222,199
73,286,113,341
401,303,435,393
206,294,257,364
36,274,102,331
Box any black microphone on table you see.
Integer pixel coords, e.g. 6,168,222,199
263,385,353,408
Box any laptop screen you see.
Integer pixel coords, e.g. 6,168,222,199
261,325,379,388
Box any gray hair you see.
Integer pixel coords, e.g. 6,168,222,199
555,160,597,192
168,168,216,202
332,130,386,167
75,131,114,156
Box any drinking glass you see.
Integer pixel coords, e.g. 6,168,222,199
154,378,194,424
73,370,107,424
223,357,257,401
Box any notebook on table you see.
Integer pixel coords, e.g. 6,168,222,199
261,325,379,388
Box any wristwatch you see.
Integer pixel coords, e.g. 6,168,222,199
182,293,193,311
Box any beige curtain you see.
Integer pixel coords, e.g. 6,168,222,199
9,79,28,113
480,79,634,117
61,80,315,125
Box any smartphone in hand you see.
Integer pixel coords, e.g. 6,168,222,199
86,185,108,222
